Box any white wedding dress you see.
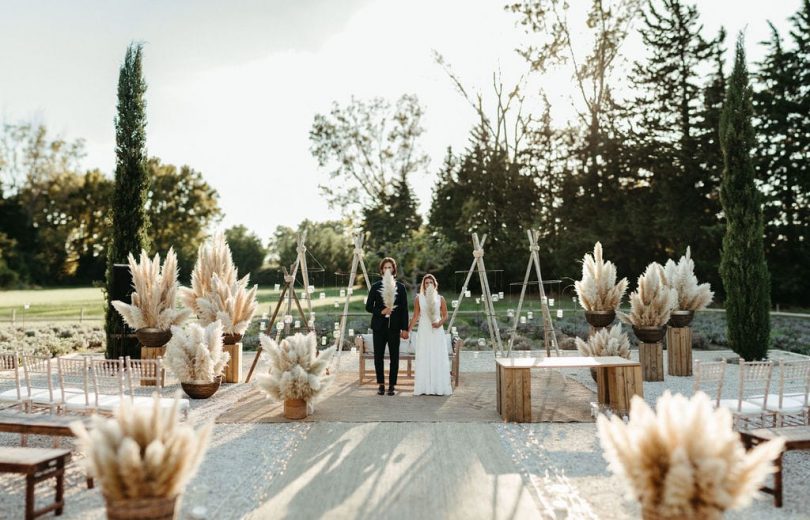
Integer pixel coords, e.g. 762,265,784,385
413,292,453,396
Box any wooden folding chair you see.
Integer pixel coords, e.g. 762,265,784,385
0,352,25,412
20,354,58,414
748,359,810,426
718,360,773,429
693,359,726,406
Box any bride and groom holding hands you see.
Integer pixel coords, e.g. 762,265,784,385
365,257,453,397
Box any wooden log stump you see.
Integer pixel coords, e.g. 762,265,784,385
139,346,166,387
639,342,664,381
223,343,242,383
667,326,692,376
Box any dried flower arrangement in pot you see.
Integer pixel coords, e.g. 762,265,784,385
662,247,714,328
597,391,784,520
255,332,335,419
575,242,628,328
619,262,678,343
164,321,230,399
70,395,212,520
575,324,631,380
111,248,190,348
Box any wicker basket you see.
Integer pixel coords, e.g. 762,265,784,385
668,310,695,328
181,377,222,399
284,398,308,420
136,328,172,348
104,494,179,520
633,326,666,343
584,310,616,328
222,333,243,345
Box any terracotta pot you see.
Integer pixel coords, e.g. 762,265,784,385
104,494,179,520
222,333,243,345
584,310,616,328
633,326,666,343
668,310,695,328
283,398,308,420
136,328,172,348
181,376,222,399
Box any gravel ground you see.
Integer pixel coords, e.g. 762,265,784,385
1,348,809,519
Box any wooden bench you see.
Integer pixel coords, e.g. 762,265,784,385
356,335,463,388
739,425,810,508
0,447,71,519
495,356,643,422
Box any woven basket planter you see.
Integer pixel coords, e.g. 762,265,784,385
181,376,222,399
283,398,308,420
584,310,616,328
668,310,695,328
104,494,179,520
136,328,172,348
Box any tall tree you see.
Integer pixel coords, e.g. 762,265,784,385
754,6,810,305
106,43,150,358
362,173,422,250
628,0,724,267
146,158,221,278
309,95,429,220
719,36,771,361
224,225,266,277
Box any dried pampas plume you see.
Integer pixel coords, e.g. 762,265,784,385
575,242,628,312
575,324,630,358
381,270,397,312
195,272,258,335
619,262,678,328
256,332,335,402
424,285,439,324
179,232,238,318
663,247,714,311
111,248,190,330
164,321,230,384
70,394,212,501
597,391,784,519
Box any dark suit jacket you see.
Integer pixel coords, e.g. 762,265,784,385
365,279,409,332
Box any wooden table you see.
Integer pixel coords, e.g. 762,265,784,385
0,447,71,519
495,356,643,422
739,425,810,508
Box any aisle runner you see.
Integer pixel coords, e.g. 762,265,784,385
217,370,595,423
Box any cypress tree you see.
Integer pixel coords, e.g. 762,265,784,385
719,35,771,361
105,43,150,358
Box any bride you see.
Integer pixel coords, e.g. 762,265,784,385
408,274,452,396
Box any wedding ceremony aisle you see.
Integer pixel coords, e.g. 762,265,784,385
2,350,810,519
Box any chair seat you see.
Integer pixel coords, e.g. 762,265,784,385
747,394,806,413
131,395,190,412
27,389,56,404
62,393,93,410
717,399,767,414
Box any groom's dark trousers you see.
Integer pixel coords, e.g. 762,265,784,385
365,279,409,387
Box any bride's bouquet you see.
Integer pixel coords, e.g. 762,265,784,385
424,285,439,324
380,270,397,316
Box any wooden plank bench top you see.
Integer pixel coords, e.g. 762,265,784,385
496,355,640,369
739,425,810,508
0,447,71,519
0,413,88,437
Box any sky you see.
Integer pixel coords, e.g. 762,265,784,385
0,0,801,242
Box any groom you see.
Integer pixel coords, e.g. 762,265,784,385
365,257,409,396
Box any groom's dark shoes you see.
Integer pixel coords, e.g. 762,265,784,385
387,385,396,396
378,384,385,396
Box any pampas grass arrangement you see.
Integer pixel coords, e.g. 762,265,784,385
195,272,258,335
179,232,238,319
575,242,628,312
619,263,678,328
111,248,190,330
256,332,335,402
576,324,631,358
381,270,397,312
164,321,230,384
70,394,212,501
597,391,785,519
663,247,714,311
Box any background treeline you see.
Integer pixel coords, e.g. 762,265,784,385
1,0,808,307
